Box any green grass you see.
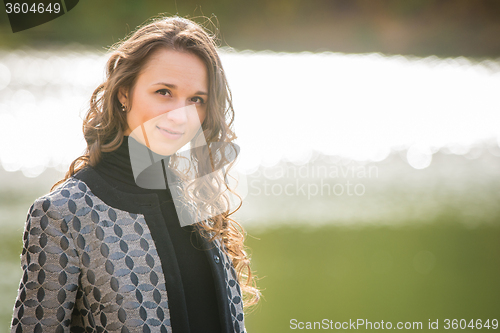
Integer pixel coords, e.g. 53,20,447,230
243,223,500,332
0,226,23,333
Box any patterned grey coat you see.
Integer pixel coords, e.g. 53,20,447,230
10,167,246,333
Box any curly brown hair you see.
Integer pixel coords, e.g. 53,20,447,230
51,15,260,309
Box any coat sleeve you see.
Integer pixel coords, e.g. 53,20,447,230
11,197,81,332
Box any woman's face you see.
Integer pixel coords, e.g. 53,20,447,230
120,48,208,156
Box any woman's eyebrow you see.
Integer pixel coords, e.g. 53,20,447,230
153,82,208,96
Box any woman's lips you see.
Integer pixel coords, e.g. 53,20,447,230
157,126,183,140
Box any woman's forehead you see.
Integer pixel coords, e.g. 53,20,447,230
139,49,208,88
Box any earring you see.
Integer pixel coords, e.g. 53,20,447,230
121,104,126,112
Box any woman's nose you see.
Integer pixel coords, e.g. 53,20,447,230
166,102,188,124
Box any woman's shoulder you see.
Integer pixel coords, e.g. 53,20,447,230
28,175,95,218
41,174,92,199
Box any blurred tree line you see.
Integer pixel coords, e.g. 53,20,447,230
1,0,500,58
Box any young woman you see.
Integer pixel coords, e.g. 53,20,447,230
11,16,259,333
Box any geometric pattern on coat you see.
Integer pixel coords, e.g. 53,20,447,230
10,177,245,333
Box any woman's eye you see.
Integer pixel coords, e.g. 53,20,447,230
156,89,171,96
191,96,205,104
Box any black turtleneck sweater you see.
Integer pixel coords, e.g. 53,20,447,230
92,136,222,332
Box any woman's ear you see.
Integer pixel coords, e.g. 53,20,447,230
118,87,128,106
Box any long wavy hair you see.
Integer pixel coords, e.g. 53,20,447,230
51,15,260,308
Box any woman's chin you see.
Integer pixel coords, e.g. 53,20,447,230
148,129,184,156
128,128,176,156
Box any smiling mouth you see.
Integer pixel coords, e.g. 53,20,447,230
157,126,184,135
